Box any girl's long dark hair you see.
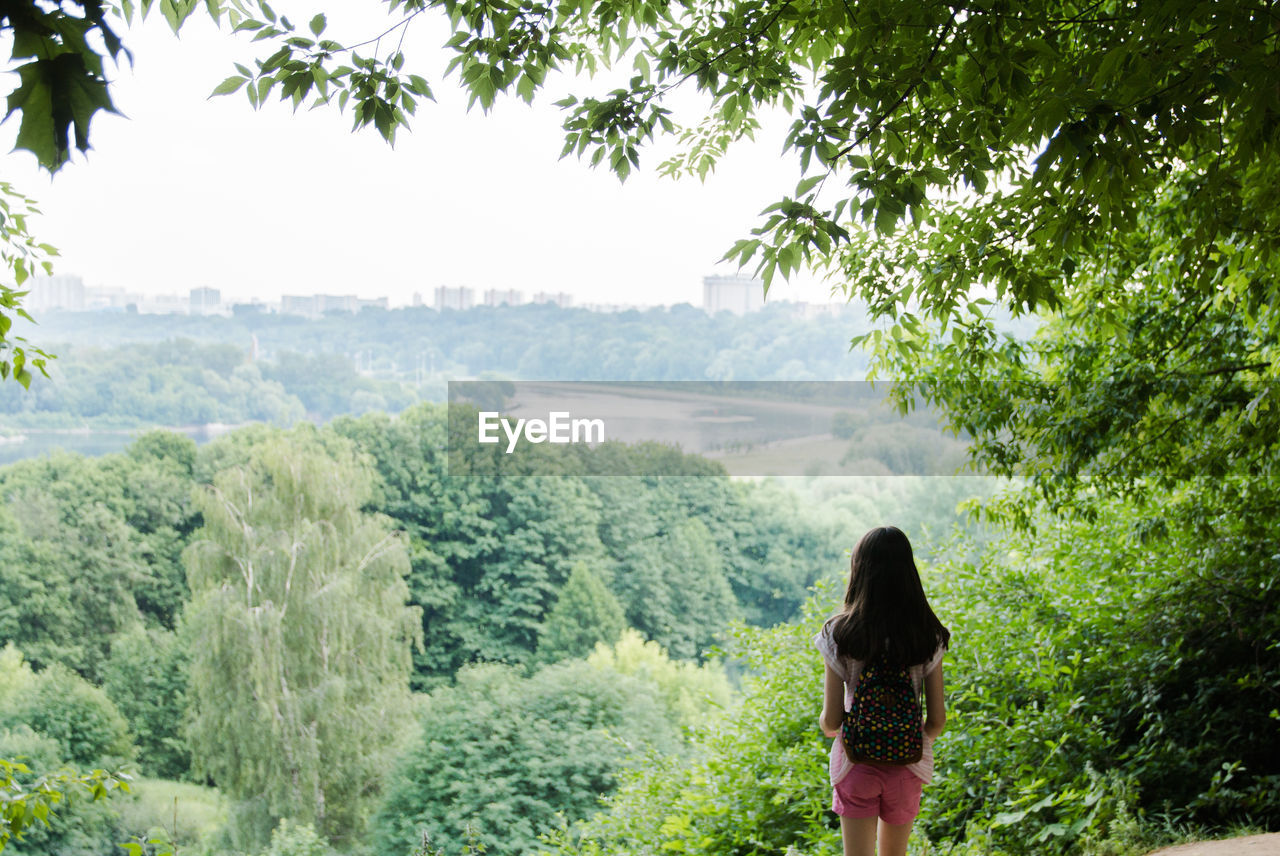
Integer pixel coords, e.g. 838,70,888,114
827,526,950,666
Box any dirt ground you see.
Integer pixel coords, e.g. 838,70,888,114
1146,833,1280,856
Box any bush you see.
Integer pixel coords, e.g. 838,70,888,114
372,657,696,856
0,650,135,856
917,494,1280,848
586,629,732,731
550,600,834,856
2,662,135,768
101,625,190,779
0,757,128,856
0,644,35,709
0,726,62,776
551,494,1280,856
260,819,332,856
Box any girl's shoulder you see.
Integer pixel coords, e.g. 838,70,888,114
813,618,856,676
816,614,856,654
916,641,947,675
817,613,846,644
813,617,836,652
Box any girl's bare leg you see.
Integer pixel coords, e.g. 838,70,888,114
839,815,877,856
877,818,913,856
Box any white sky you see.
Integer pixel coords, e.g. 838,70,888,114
2,5,841,308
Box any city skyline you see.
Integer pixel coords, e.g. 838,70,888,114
23,272,846,318
1,10,841,312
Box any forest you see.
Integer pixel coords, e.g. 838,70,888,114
1,382,1274,856
0,304,876,432
0,404,996,855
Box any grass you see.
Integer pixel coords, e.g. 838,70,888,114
116,776,227,849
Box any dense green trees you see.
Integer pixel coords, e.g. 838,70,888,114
0,646,135,856
0,396,998,854
0,457,152,680
0,435,200,677
5,306,871,432
537,563,626,662
181,430,421,849
101,626,190,781
5,392,1229,854
589,477,732,655
333,404,845,685
552,604,833,856
372,636,731,856
472,478,610,659
0,341,368,429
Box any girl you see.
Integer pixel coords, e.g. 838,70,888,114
814,526,950,856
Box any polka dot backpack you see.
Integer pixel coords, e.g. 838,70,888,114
841,651,923,765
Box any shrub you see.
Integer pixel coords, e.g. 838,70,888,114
261,819,332,856
0,650,134,769
551,495,1280,856
372,658,690,856
102,626,190,780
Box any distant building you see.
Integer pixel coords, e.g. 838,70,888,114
280,294,388,318
435,286,475,311
85,285,144,310
317,294,358,314
412,291,424,307
484,288,524,307
26,274,86,313
136,293,192,314
281,295,319,317
787,301,844,319
532,291,573,308
580,302,649,313
190,286,221,315
702,274,765,316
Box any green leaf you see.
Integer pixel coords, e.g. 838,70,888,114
516,74,536,103
6,63,58,168
209,75,247,97
159,0,181,31
795,174,824,197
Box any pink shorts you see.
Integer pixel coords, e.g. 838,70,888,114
831,763,924,825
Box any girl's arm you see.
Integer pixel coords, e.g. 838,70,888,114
923,664,946,739
820,664,845,737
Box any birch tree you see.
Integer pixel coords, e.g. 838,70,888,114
181,430,420,849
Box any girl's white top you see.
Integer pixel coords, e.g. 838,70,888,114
813,623,946,785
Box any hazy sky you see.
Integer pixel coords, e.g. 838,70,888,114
2,6,839,308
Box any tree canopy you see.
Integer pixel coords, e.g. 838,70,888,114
180,428,421,849
6,1,1277,300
